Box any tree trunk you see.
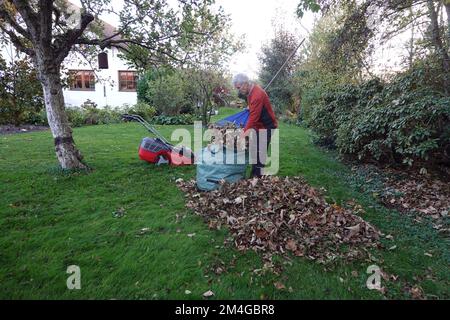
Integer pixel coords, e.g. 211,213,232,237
427,0,450,94
38,64,87,170
445,1,450,45
408,6,415,68
202,97,208,125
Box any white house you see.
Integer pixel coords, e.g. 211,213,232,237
62,44,138,108
61,10,138,108
1,1,138,109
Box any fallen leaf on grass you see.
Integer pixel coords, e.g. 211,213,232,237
274,282,286,290
345,224,361,238
113,207,126,218
137,228,150,235
409,286,425,300
285,239,297,252
255,228,269,239
203,290,214,298
214,267,225,275
208,220,221,230
363,166,450,225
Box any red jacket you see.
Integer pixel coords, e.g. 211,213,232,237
244,84,278,132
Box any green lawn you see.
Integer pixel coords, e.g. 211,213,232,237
0,108,448,299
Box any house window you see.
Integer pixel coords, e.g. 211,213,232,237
69,70,95,91
119,71,138,91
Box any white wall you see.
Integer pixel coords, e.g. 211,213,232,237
62,47,137,108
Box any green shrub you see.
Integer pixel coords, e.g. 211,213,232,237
65,107,85,127
308,78,384,147
279,114,301,126
137,67,191,116
25,109,48,126
151,114,195,125
78,99,98,125
125,102,156,121
306,70,450,166
336,89,450,165
0,57,44,125
96,106,123,124
137,67,173,105
63,102,155,127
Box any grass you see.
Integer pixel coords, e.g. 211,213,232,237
0,107,448,299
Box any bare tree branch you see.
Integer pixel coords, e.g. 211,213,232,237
75,37,182,62
52,4,62,27
0,24,34,56
0,5,31,40
11,0,39,40
54,12,95,64
38,0,53,46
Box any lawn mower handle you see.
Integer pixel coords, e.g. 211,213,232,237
121,113,171,145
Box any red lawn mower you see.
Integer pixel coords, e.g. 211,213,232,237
122,114,194,166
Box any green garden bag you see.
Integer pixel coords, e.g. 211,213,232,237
196,145,247,191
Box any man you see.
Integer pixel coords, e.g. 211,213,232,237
232,73,278,178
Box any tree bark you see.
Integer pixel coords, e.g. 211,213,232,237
408,6,415,68
37,60,87,170
427,0,450,93
445,1,450,45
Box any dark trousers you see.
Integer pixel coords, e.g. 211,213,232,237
250,129,272,178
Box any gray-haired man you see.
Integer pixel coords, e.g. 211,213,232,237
232,73,278,177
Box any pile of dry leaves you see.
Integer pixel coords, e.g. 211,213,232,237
351,164,449,230
177,176,381,264
380,169,449,220
207,123,246,152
